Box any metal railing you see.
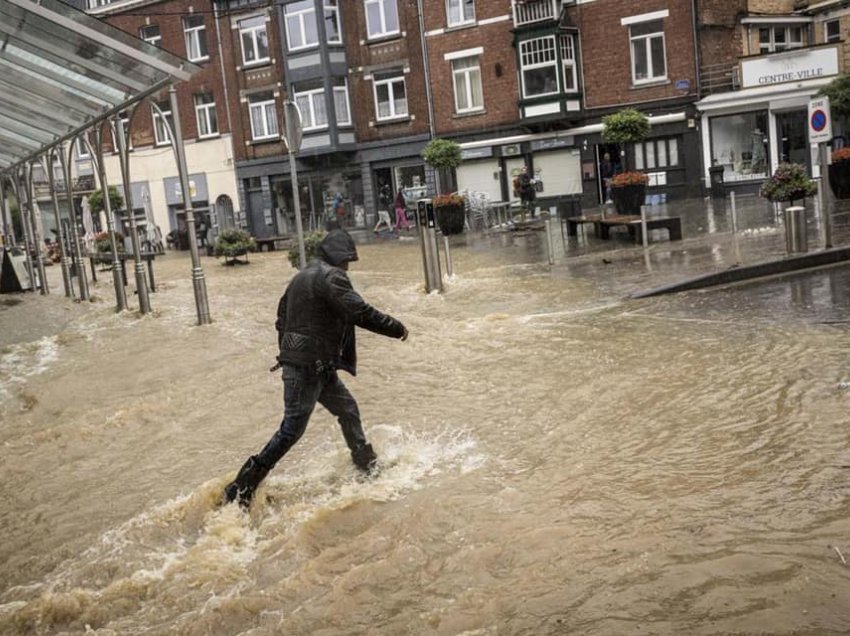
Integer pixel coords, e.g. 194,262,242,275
700,62,739,95
512,0,558,27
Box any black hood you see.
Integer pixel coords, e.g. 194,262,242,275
317,230,359,267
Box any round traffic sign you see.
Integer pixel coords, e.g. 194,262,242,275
811,109,827,132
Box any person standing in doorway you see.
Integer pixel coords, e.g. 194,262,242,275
518,165,536,219
394,188,411,231
223,229,409,509
600,152,615,204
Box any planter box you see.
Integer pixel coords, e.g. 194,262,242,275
436,204,465,235
612,184,646,215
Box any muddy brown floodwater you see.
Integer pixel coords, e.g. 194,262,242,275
1,236,849,635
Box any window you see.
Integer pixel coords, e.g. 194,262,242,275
75,136,90,159
520,37,559,98
87,0,111,8
294,85,328,130
825,19,841,44
710,111,770,181
447,0,474,27
629,19,666,83
285,1,342,50
195,93,218,138
152,101,173,146
758,25,804,53
140,24,161,47
365,0,399,39
451,56,483,113
634,137,679,170
560,34,577,92
248,93,278,140
239,16,269,65
333,79,351,126
183,15,208,61
373,72,407,120
110,112,131,151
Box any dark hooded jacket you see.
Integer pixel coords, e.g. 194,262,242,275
275,230,406,376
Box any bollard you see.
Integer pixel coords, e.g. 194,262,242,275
639,205,648,248
442,235,453,278
417,199,442,293
544,215,555,265
784,206,807,254
730,190,738,234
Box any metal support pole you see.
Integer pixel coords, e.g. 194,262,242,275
43,153,73,298
11,172,36,290
289,151,306,268
820,143,833,248
87,127,127,312
545,215,555,265
24,165,49,294
0,177,11,246
168,85,211,325
442,234,453,278
730,190,738,234
639,204,649,248
59,142,90,301
115,110,151,315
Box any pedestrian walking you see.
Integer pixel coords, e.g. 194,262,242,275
223,229,409,509
518,165,536,219
394,188,411,231
374,182,394,233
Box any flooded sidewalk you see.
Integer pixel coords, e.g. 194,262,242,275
1,220,850,635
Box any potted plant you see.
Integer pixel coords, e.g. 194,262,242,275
213,228,256,265
88,186,124,219
759,163,817,207
602,108,651,215
829,147,850,199
421,138,466,235
288,230,325,269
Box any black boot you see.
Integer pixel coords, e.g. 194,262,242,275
223,455,271,509
351,443,379,475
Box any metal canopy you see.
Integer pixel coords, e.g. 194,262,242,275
0,0,200,174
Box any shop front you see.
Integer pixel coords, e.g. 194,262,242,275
163,173,210,250
696,45,840,194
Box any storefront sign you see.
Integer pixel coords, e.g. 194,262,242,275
461,146,493,160
164,173,208,205
741,47,839,88
530,137,574,151
501,144,522,157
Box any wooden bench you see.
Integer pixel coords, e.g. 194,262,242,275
566,214,604,237
598,214,682,243
255,236,293,252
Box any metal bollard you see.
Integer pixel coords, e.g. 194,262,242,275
730,190,738,234
417,199,442,293
442,235,453,278
784,206,807,254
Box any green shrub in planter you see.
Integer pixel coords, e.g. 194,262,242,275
214,228,256,264
288,230,326,269
94,231,124,254
759,163,817,206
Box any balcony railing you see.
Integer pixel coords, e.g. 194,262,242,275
512,0,558,27
700,62,739,96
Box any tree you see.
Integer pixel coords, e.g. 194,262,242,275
601,108,650,171
818,75,850,134
421,138,462,194
88,186,124,216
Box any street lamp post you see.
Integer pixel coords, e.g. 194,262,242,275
283,100,305,268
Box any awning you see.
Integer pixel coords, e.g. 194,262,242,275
695,78,831,113
0,0,199,174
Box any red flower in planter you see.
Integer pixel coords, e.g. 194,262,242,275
832,147,850,164
610,171,649,187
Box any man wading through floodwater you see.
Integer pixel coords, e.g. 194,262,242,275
224,229,409,508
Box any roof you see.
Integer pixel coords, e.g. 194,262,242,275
0,0,199,174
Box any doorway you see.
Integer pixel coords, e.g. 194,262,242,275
776,110,811,175
596,143,621,204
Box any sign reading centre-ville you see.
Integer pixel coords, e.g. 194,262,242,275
741,47,839,89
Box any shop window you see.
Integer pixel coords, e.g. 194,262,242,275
373,71,407,120
758,25,804,53
710,111,770,182
239,15,270,65
140,24,161,47
248,92,278,140
451,56,484,113
634,138,679,171
183,15,208,62
629,19,666,84
365,0,399,40
825,20,841,44
447,0,474,27
520,36,559,97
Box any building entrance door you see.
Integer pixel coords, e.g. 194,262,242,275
776,109,811,175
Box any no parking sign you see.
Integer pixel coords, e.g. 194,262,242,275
808,97,832,144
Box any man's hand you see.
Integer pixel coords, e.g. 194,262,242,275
401,327,409,342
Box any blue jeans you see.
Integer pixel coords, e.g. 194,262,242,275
256,363,366,468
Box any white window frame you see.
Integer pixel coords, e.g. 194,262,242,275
183,15,208,62
825,19,841,43
519,36,560,98
333,81,352,126
152,103,173,146
373,74,408,121
239,15,270,66
629,20,667,84
365,0,400,40
194,94,218,139
758,25,805,53
560,34,578,93
75,136,90,159
285,1,318,51
248,95,278,140
294,87,328,130
451,55,484,114
446,0,475,27
634,137,679,171
110,113,132,152
139,24,161,47
324,0,343,44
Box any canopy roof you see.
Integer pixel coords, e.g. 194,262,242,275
0,0,199,174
